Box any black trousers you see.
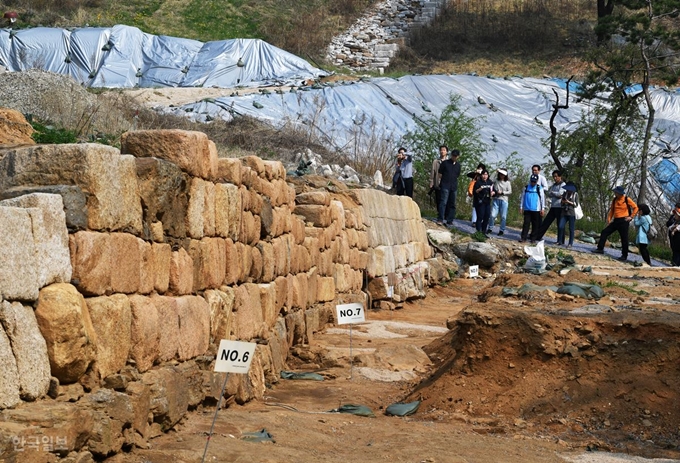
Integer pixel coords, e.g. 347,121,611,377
403,177,414,197
597,218,630,258
536,207,562,240
521,210,542,241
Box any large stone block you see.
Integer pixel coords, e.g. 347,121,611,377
214,183,231,238
317,277,336,302
0,327,20,409
259,283,277,328
0,108,35,145
296,190,330,206
35,283,97,384
294,204,331,227
0,402,94,455
121,130,217,180
0,206,39,301
150,296,179,362
152,242,171,294
128,295,159,373
85,389,135,457
176,296,210,360
224,238,239,286
203,288,235,345
69,231,112,297
237,242,252,284
141,366,189,431
203,179,216,237
249,246,263,281
0,143,142,234
240,210,260,246
138,239,154,295
186,177,206,239
168,247,193,296
216,157,242,186
271,236,291,278
257,241,275,283
87,294,132,380
233,284,264,340
0,193,72,288
188,238,225,292
0,301,50,401
110,233,141,294
0,184,88,231
135,157,190,240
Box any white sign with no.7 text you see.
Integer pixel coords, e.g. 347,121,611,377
336,302,365,325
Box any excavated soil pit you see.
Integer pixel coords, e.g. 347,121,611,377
408,272,680,459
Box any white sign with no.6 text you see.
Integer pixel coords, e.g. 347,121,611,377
336,302,365,325
469,265,479,278
214,340,256,373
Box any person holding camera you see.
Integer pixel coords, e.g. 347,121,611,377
395,147,413,197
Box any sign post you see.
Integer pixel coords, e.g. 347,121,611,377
201,340,256,463
335,302,365,380
469,265,479,278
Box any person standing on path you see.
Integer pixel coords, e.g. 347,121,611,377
536,170,566,241
667,205,680,266
396,147,413,197
437,149,461,225
430,146,449,218
557,183,579,247
591,186,638,262
519,174,545,243
467,163,485,227
634,204,653,266
473,169,494,234
489,168,512,235
531,164,549,192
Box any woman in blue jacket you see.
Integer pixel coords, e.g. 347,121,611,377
634,204,653,266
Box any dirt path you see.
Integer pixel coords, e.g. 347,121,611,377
123,244,680,463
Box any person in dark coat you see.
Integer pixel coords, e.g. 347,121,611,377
666,204,680,266
473,169,494,234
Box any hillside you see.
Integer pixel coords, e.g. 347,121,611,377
4,0,596,78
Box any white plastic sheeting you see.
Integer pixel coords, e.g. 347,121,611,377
0,25,325,88
169,74,680,203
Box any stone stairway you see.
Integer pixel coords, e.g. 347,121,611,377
326,0,448,72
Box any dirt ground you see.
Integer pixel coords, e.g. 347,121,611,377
111,239,680,463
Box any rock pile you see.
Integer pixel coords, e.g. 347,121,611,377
326,0,448,72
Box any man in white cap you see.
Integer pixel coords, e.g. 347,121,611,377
488,168,512,235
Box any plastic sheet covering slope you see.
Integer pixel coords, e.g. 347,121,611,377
180,76,677,166
0,25,325,88
170,74,593,166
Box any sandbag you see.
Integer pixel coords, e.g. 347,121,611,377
242,429,275,443
280,370,324,381
329,404,375,417
385,401,420,416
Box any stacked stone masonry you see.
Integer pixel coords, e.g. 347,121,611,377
326,0,448,72
0,129,442,459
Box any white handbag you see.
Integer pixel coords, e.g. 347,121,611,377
574,203,584,220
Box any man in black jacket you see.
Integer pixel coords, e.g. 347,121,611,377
437,149,461,226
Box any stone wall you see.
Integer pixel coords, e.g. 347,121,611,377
326,0,448,72
0,129,441,459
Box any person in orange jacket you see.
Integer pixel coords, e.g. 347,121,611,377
592,185,639,262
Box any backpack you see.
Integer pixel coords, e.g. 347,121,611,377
645,220,659,240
